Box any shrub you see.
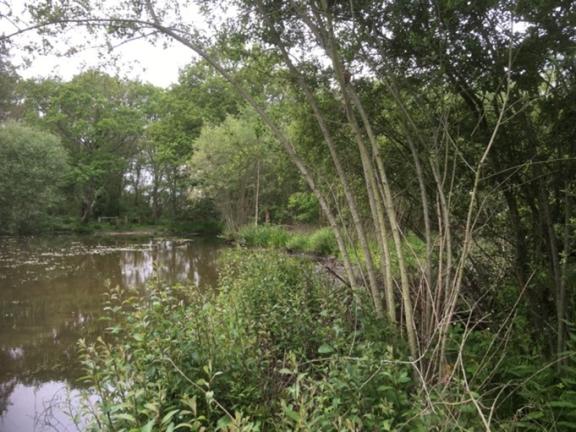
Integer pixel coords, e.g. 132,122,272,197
168,219,223,236
305,227,337,256
285,232,308,253
236,225,338,257
0,122,69,234
77,250,419,431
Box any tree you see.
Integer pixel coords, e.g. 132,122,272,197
18,71,151,222
353,0,576,357
0,42,17,121
0,122,69,233
190,110,297,229
137,61,242,222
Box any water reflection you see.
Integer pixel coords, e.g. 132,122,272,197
0,236,220,431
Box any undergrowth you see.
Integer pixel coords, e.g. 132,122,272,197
77,250,422,431
234,225,426,272
76,250,576,431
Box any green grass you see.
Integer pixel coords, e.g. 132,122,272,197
235,225,425,266
306,227,338,255
236,224,338,256
237,224,291,248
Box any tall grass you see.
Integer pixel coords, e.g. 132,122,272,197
236,224,338,256
236,224,290,248
235,225,426,271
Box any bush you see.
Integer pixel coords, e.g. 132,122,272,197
0,122,69,234
305,227,337,256
78,250,419,431
168,219,223,236
236,225,338,257
285,232,308,252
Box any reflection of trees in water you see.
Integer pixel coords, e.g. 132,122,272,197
0,378,16,416
121,249,154,287
0,236,221,416
0,292,105,388
118,240,220,289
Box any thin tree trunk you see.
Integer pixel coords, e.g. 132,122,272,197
254,159,260,226
539,185,564,357
273,35,385,317
384,79,434,301
312,12,416,355
559,185,570,358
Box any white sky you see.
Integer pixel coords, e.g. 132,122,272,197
14,39,195,88
2,1,208,88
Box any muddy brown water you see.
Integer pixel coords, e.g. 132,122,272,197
0,235,221,431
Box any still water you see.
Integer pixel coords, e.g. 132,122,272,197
0,235,220,432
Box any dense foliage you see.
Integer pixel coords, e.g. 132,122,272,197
78,251,576,431
1,0,575,429
78,251,418,431
0,64,307,233
0,122,69,233
190,111,298,229
234,225,338,257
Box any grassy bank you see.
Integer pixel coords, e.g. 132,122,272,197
233,224,427,275
233,225,338,257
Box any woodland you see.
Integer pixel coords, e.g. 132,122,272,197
1,0,576,430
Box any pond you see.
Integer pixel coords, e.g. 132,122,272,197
0,235,221,432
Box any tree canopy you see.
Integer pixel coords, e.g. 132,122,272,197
0,121,69,233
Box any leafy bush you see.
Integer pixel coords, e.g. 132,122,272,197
285,233,308,252
78,250,420,431
168,219,223,236
287,192,320,224
78,247,567,431
494,331,576,431
305,227,337,256
236,225,338,257
170,197,223,235
0,122,69,234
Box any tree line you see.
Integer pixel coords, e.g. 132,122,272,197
0,56,309,234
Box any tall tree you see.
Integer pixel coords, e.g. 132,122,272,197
19,71,150,222
190,110,297,229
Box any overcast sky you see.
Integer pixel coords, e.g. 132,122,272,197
14,39,196,88
2,1,206,88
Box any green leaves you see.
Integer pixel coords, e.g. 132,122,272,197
189,110,298,229
0,121,69,234
140,419,155,432
78,250,364,430
318,344,335,354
